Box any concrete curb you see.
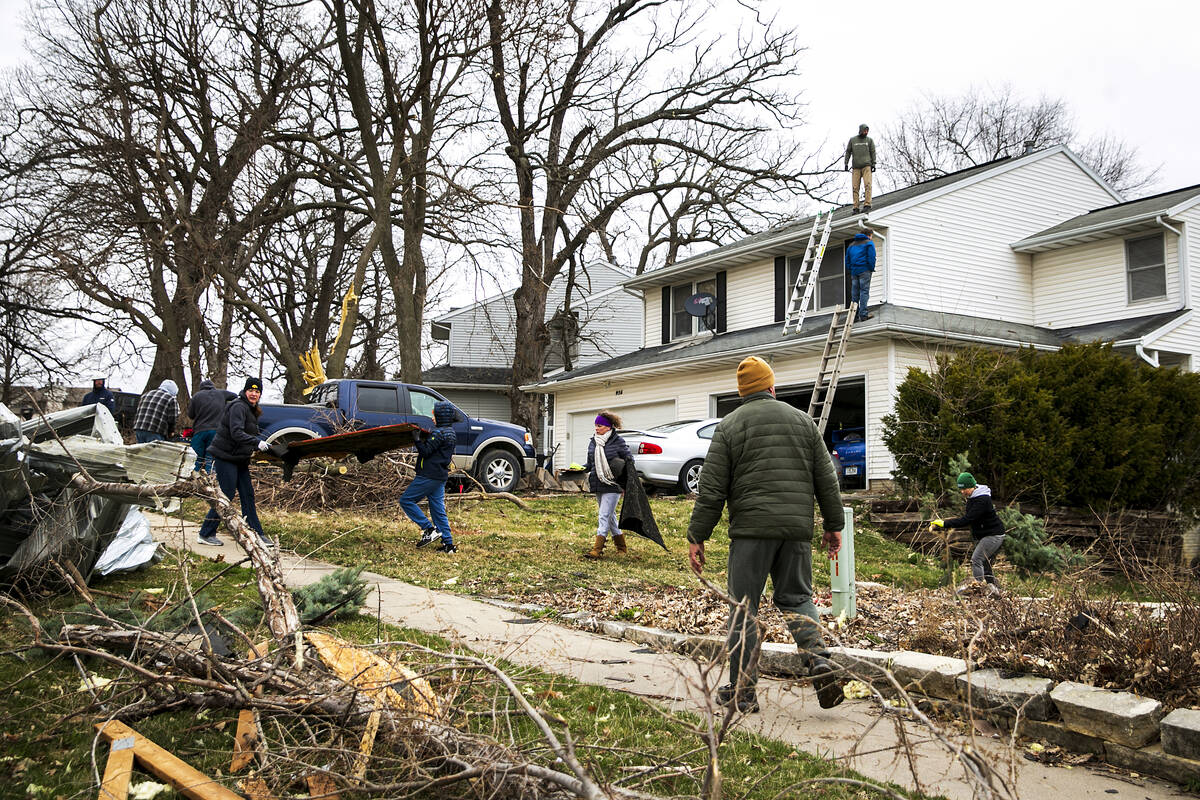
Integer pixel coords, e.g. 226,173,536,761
478,596,1200,788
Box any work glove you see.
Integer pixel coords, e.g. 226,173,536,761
929,519,944,532
257,440,270,452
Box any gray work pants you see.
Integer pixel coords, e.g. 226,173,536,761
971,535,1005,584
726,538,826,691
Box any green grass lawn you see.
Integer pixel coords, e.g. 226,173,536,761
0,551,931,800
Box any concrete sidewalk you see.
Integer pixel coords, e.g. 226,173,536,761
149,515,1184,800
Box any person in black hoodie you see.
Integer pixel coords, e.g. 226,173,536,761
931,471,1006,592
401,400,458,553
196,377,274,548
187,378,235,473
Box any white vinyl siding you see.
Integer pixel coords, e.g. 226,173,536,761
887,151,1117,324
437,389,511,421
441,264,639,369
722,258,774,333
1032,233,1180,328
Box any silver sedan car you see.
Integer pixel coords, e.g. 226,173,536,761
620,418,721,494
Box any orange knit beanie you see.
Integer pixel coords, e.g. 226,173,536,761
736,356,774,396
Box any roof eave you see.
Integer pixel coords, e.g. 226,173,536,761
1011,211,1172,253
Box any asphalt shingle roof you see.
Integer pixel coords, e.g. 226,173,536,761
1019,185,1200,242
422,365,512,387
533,305,1185,388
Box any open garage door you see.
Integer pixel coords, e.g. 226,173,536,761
566,400,677,465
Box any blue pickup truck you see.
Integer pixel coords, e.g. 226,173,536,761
258,379,536,493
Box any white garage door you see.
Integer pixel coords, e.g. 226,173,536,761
566,400,677,466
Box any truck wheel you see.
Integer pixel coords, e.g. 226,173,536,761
677,459,704,495
476,449,520,493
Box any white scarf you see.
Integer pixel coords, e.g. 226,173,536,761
592,430,619,486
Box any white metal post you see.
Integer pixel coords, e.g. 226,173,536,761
829,506,857,620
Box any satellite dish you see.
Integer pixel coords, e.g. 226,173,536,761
684,292,718,334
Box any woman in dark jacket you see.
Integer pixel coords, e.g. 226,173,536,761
583,410,634,559
196,378,274,548
931,471,1006,592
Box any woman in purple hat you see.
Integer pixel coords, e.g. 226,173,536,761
583,410,634,559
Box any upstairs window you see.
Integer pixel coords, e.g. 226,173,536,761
1127,234,1166,302
786,243,846,312
670,277,717,339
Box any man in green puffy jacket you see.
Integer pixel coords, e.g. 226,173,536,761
687,355,845,712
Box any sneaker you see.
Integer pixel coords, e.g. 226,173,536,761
197,534,223,547
809,657,845,709
416,529,437,548
863,204,871,212
715,683,760,713
435,541,458,554
258,536,277,549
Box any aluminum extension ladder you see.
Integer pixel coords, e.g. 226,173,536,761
807,302,858,435
781,210,833,336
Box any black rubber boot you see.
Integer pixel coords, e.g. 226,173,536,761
809,656,845,709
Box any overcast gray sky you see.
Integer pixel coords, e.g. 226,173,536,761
3,0,1197,391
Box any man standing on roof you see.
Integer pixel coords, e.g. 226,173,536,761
845,231,876,322
843,124,876,214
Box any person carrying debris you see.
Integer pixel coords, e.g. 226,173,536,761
930,471,1006,594
402,400,459,554
187,378,235,473
197,377,275,548
687,356,845,713
132,379,179,443
845,231,876,322
81,378,116,414
843,123,876,213
583,410,635,559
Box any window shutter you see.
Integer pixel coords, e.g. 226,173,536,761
661,285,671,344
774,256,786,323
715,271,727,333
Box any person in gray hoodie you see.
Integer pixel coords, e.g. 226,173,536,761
187,378,235,472
843,123,876,213
931,471,1007,593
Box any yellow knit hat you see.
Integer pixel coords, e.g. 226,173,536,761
736,356,774,396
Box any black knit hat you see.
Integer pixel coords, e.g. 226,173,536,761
243,377,263,393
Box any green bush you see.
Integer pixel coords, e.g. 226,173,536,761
997,506,1083,575
882,343,1200,513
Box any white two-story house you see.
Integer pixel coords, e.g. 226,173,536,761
424,263,643,451
528,146,1200,488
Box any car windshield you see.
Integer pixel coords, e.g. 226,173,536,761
644,420,701,434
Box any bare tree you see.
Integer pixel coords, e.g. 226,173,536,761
312,0,489,382
486,0,816,436
4,0,324,403
883,85,1160,195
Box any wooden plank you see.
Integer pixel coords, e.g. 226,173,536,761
98,740,135,800
237,777,276,800
95,721,242,800
231,641,270,774
230,710,259,773
305,773,341,800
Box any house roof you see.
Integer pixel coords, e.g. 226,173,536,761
1013,184,1200,253
434,263,633,324
526,306,1185,392
422,365,512,389
626,145,1119,289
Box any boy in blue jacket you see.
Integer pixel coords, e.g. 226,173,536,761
401,400,459,553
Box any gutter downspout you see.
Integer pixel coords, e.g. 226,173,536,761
1135,343,1159,367
1157,216,1189,309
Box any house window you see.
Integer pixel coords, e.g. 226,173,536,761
1127,234,1166,302
670,278,717,338
787,244,846,311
